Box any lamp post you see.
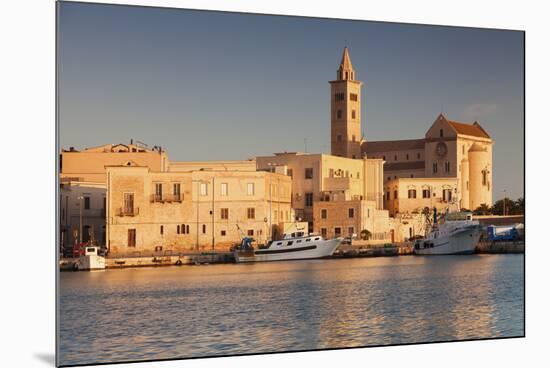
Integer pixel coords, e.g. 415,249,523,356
77,195,83,245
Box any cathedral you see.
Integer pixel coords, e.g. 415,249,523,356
330,47,494,213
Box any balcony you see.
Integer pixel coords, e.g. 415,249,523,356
116,207,139,217
150,193,183,203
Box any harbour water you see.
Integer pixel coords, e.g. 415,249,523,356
58,254,524,366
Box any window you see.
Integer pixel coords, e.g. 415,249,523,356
247,208,255,219
173,183,181,201
352,135,356,142
348,227,354,236
337,135,342,142
334,227,342,237
155,183,163,200
160,225,164,235
202,224,206,234
445,161,451,173
442,189,452,202
220,208,229,220
248,230,254,236
482,170,487,185
386,192,390,200
177,224,187,234
350,93,358,101
200,182,208,196
305,192,313,207
83,196,90,210
440,129,444,137
177,225,180,234
247,183,255,196
433,163,438,173
82,225,90,242
321,209,327,219
411,174,414,178
287,169,293,178
123,193,134,214
383,155,386,160
422,189,431,198
337,110,342,119
394,190,398,199
335,92,345,101
221,182,228,196
305,168,313,179
221,230,226,236
408,189,417,199
128,229,136,248
348,208,354,218
352,110,356,119
394,155,397,161
417,153,421,159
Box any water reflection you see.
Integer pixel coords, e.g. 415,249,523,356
59,255,524,365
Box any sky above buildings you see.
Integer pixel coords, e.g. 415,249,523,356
58,2,524,199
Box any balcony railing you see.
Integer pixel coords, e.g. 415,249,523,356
150,193,183,203
117,207,139,217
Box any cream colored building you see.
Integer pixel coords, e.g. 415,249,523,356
59,180,106,254
256,153,391,243
106,160,292,254
329,47,493,214
364,114,493,211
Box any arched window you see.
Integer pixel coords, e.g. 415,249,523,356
440,129,443,137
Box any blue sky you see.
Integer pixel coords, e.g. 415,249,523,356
58,2,524,199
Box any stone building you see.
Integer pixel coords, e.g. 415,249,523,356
106,160,292,254
365,114,493,212
256,153,391,243
59,141,167,252
329,47,494,214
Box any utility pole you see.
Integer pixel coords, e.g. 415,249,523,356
211,176,215,251
503,190,507,216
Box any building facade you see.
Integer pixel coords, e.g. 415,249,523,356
106,161,292,254
328,47,494,214
256,153,391,243
365,114,493,211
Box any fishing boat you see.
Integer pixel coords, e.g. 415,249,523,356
75,245,106,270
414,210,482,255
234,231,342,263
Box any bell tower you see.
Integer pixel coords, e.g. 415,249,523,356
329,47,363,159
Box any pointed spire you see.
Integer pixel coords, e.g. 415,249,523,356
337,47,355,81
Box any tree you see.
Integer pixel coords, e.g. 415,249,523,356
473,203,491,215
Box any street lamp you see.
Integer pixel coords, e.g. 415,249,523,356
77,195,84,245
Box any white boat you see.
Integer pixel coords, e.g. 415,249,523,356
414,211,482,255
234,231,342,263
76,246,106,270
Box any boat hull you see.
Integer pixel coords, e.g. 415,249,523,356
234,238,341,263
414,226,481,255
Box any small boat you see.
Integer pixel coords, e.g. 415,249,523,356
414,211,481,255
76,246,106,270
234,231,342,263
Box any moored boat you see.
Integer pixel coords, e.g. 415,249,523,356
414,211,482,255
234,231,342,263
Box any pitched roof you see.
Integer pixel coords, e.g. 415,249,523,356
339,47,354,71
447,120,491,139
384,161,425,171
363,138,425,153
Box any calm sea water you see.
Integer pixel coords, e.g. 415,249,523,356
58,255,524,366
